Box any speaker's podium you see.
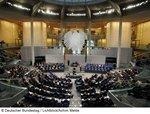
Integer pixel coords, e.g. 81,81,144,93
66,67,82,79
66,73,82,79
69,66,81,73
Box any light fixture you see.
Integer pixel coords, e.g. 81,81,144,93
6,2,30,11
66,12,86,17
93,9,115,16
123,0,149,10
38,9,59,16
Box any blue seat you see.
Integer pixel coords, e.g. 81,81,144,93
84,63,114,73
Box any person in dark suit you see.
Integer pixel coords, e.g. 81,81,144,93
67,60,70,66
73,67,76,75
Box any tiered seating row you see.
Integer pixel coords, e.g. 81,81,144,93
84,63,114,73
35,63,65,72
14,70,73,107
75,67,140,107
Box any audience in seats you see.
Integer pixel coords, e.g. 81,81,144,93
75,67,140,107
75,78,114,107
3,66,73,107
4,65,29,78
1,62,141,107
0,67,4,74
84,63,114,73
15,69,73,107
35,62,65,72
0,48,7,62
85,68,139,89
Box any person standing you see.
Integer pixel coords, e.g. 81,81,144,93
67,60,70,66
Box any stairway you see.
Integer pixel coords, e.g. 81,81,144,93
69,79,82,107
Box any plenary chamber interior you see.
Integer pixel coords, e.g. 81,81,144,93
0,0,150,107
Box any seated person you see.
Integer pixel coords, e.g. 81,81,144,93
72,68,76,75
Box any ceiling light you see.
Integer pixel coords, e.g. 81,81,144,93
66,13,86,16
38,9,59,16
93,9,115,16
6,2,30,11
123,0,149,10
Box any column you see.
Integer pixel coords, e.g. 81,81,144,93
106,22,132,48
106,22,132,66
22,21,47,63
23,22,47,46
60,21,66,63
31,21,34,66
87,21,92,55
117,20,122,68
60,21,65,38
